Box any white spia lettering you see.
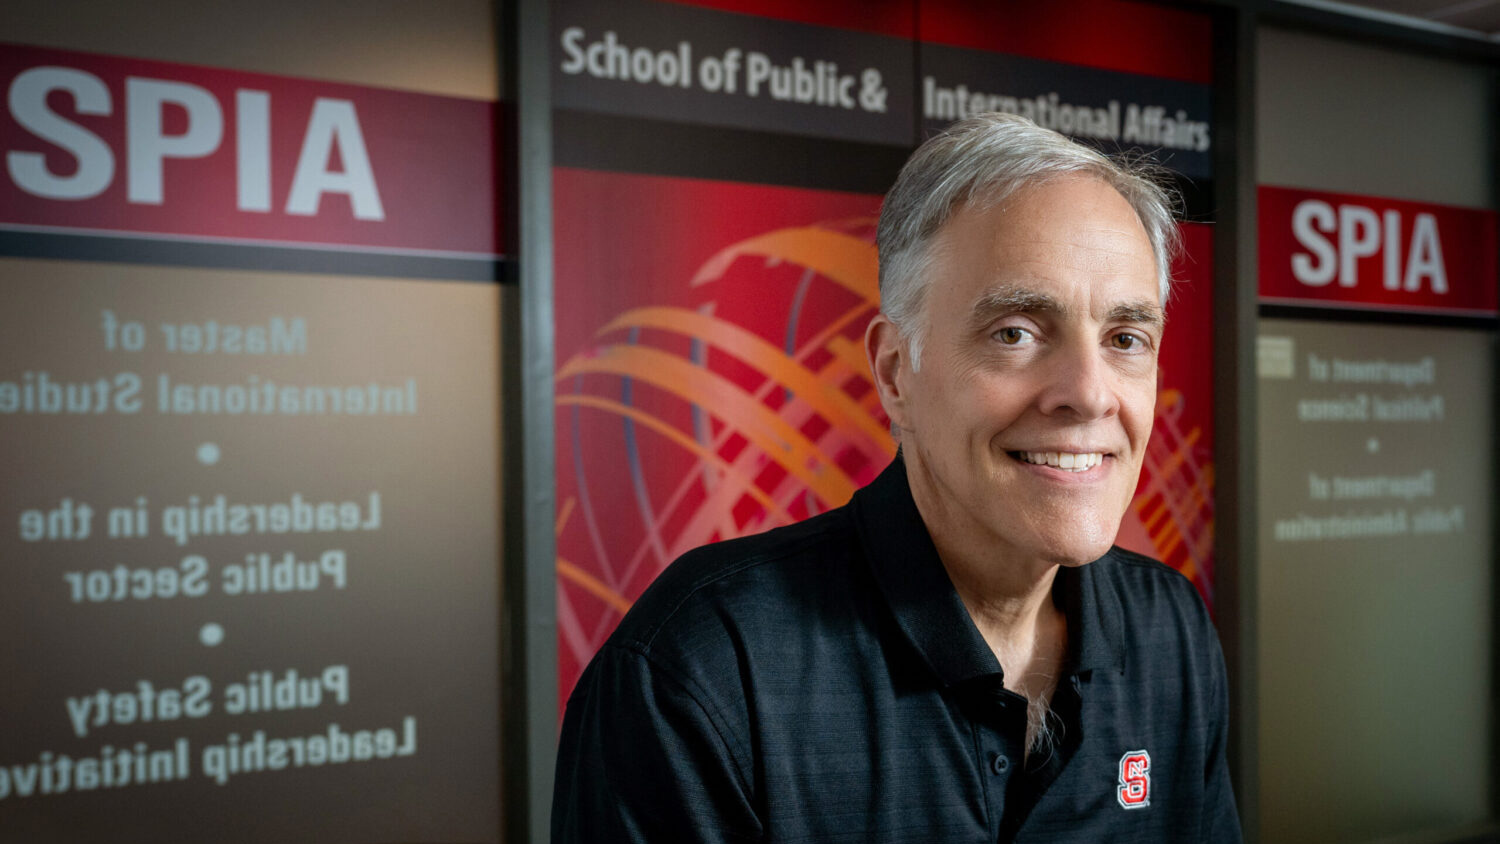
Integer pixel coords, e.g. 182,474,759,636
126,78,224,205
1291,199,1336,286
1404,213,1447,293
236,89,272,212
8,68,383,222
1291,200,1450,294
285,99,384,220
6,67,114,199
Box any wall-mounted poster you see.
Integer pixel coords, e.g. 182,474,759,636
552,0,914,146
552,167,886,705
0,42,500,278
1259,185,1498,317
1,45,501,844
1255,317,1494,839
552,0,1222,708
1256,183,1497,842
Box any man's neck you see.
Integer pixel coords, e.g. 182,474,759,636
903,452,1070,706
940,538,1070,761
940,542,1067,686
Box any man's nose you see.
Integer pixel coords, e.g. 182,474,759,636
1036,341,1120,420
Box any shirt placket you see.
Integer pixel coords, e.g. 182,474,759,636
966,680,1030,842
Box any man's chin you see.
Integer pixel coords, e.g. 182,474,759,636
1022,496,1136,565
1037,550,1110,569
1026,528,1120,568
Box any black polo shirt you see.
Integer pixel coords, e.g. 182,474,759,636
553,456,1241,843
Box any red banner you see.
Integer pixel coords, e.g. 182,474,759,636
0,44,499,257
1259,185,1498,317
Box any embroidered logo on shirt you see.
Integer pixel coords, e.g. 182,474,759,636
1117,749,1151,809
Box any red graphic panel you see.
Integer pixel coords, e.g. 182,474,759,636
660,0,915,36
1115,222,1216,607
554,169,886,704
918,0,1213,84
1259,185,1498,317
555,170,1217,707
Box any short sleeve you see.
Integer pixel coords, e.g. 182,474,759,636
552,644,763,843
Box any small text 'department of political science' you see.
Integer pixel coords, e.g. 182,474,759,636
1256,324,1486,547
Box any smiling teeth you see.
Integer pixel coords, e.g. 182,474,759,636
1019,452,1103,471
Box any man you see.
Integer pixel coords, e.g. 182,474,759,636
553,113,1241,843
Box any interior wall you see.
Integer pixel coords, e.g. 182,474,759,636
1258,27,1491,206
6,0,498,98
1,4,506,841
1255,24,1496,844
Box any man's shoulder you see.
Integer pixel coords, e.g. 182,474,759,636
608,505,863,654
1091,545,1221,664
1098,545,1210,607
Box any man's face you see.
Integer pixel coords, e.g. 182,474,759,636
878,176,1163,568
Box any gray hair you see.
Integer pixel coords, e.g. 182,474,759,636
877,113,1180,369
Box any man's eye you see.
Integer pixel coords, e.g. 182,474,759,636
994,327,1032,345
1110,333,1144,351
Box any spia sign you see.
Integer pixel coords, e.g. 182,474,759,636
1259,185,1497,316
1289,200,1445,292
0,43,498,255
8,68,383,219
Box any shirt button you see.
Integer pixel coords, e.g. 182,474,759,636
990,753,1010,775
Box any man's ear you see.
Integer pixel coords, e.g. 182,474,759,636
865,313,912,433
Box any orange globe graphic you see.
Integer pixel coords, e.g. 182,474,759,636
554,219,893,701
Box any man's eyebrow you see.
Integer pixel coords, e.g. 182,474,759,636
1108,300,1166,330
965,286,1065,332
964,287,1166,332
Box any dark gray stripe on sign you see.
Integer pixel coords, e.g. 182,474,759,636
0,231,503,282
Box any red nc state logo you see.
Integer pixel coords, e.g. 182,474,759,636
1117,750,1151,809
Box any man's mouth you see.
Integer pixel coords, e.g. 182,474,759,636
1011,451,1105,472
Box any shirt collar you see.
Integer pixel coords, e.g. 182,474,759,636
1056,553,1128,678
851,454,1126,689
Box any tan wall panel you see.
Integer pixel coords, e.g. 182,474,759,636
1257,26,1492,207
1255,320,1494,843
1,5,506,838
1255,23,1496,844
6,0,499,99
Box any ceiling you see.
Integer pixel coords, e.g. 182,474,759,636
1284,0,1500,39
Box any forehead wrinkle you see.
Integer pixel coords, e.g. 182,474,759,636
1005,232,1153,277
